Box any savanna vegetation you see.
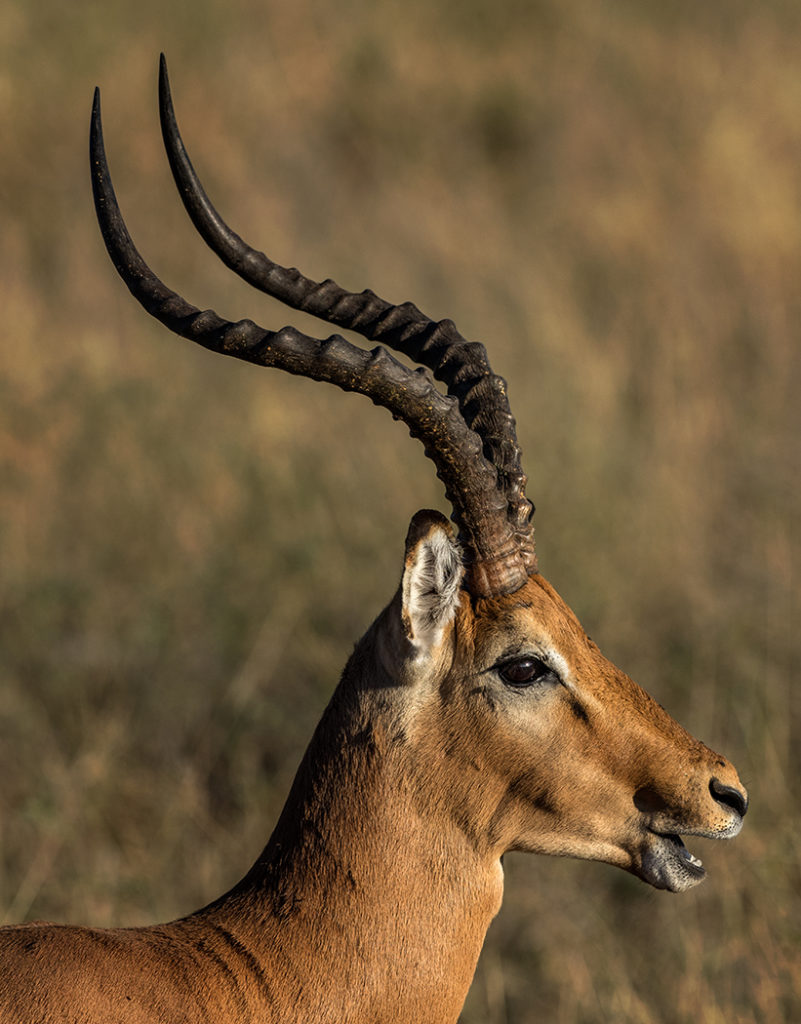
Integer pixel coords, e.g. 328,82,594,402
0,1,798,1020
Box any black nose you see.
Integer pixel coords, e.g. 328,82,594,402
710,777,748,818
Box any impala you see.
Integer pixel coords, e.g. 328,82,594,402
0,58,747,1024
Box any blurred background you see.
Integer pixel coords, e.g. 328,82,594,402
0,0,798,1020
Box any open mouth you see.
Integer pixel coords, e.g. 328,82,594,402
640,831,707,892
660,832,705,877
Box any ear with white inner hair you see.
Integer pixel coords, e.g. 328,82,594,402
401,509,465,656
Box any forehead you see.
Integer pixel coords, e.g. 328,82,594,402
467,574,587,660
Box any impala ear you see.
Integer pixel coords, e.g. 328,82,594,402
401,510,465,655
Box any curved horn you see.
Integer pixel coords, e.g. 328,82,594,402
90,88,531,596
157,56,536,576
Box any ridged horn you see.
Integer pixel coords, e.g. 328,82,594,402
90,66,537,597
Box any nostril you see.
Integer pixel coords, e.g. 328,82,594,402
710,777,748,818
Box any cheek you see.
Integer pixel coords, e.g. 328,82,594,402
483,696,620,802
475,697,566,777
502,686,582,739
486,738,636,856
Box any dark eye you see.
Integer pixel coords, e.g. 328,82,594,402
499,656,551,688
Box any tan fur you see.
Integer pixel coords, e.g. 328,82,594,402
0,516,746,1023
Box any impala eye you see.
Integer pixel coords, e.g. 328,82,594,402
498,656,551,688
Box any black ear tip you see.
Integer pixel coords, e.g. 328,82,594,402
404,510,454,556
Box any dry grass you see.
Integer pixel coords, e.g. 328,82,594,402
0,1,799,1020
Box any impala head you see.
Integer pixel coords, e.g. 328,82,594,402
90,57,746,896
370,510,746,893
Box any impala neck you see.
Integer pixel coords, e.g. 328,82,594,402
198,626,504,1024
